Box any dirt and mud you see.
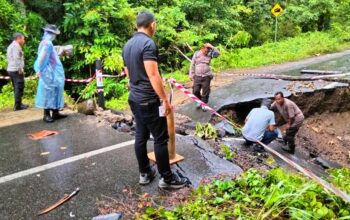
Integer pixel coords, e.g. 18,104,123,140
297,112,350,167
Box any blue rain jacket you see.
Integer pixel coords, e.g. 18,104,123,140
34,34,65,109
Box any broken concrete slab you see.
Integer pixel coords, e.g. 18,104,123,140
177,78,349,123
168,135,242,187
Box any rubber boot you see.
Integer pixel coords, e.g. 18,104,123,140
43,109,54,123
52,109,68,120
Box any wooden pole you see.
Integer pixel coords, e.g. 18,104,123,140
274,16,278,42
167,109,176,159
148,86,184,164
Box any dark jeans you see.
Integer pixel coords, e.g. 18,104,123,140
284,126,300,150
261,130,278,145
193,75,212,104
128,99,172,178
8,71,24,107
244,130,278,145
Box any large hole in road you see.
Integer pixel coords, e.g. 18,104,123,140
215,87,350,167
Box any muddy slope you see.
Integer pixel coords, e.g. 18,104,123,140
289,88,350,117
297,112,350,167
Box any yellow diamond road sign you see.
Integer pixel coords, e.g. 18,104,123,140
271,3,283,17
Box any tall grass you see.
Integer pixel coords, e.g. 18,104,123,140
212,31,350,71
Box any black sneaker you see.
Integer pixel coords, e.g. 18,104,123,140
158,173,189,189
139,168,156,185
14,104,28,111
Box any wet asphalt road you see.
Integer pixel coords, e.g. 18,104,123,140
0,114,135,219
0,113,241,219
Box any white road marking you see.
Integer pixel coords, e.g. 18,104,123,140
0,140,135,184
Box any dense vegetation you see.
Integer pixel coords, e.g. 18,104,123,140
1,0,350,110
140,168,350,219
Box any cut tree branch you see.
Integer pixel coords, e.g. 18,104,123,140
173,46,192,62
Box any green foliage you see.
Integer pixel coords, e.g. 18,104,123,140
328,168,350,194
22,12,46,72
219,144,236,160
284,0,335,32
80,80,97,100
163,70,190,83
0,0,45,74
1,0,350,76
105,92,129,110
0,83,14,110
140,168,350,219
0,0,22,70
0,52,7,70
0,80,37,110
195,122,217,140
1,0,350,112
22,0,66,24
63,0,134,76
227,31,252,48
80,78,128,101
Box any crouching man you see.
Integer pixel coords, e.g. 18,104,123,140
242,99,278,152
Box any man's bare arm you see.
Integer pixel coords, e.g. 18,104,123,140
124,67,129,77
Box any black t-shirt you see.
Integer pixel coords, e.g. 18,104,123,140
122,32,159,103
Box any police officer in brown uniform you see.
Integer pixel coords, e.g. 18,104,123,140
189,43,220,111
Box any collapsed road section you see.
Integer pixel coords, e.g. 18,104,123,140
177,77,350,175
178,78,349,123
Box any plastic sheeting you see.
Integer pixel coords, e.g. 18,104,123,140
34,33,65,109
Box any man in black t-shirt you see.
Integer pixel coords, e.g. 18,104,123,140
122,10,188,189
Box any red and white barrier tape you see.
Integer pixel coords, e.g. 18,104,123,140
257,140,350,203
65,76,95,83
227,72,350,80
228,72,281,79
0,72,125,83
0,76,10,80
0,75,95,83
167,78,241,129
